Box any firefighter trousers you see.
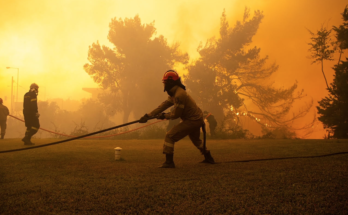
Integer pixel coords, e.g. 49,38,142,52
209,124,217,137
0,120,6,138
163,119,206,154
23,114,40,139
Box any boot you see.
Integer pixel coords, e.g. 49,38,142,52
0,134,4,139
201,150,215,164
22,135,34,145
26,137,35,145
159,154,175,168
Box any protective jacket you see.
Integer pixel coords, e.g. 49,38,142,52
206,114,217,127
149,85,203,121
0,104,9,120
23,90,38,115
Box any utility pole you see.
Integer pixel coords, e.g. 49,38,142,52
6,67,19,102
11,76,14,114
16,68,19,102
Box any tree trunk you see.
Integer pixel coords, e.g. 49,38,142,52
122,93,131,123
338,49,342,65
122,108,131,124
321,60,330,89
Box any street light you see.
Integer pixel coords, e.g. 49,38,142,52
6,67,19,102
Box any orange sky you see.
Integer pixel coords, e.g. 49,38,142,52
0,0,347,138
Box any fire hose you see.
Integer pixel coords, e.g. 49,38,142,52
9,115,163,139
0,113,210,153
0,117,161,153
1,115,347,162
1,113,209,153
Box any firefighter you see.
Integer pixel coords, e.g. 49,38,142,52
0,98,9,139
204,111,218,137
139,70,215,168
22,83,40,145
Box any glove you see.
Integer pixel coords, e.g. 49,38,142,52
139,114,150,123
156,113,166,120
36,113,40,118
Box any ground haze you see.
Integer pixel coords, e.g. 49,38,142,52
1,139,347,214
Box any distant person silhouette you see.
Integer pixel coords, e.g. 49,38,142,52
22,83,40,145
203,111,217,137
0,98,9,139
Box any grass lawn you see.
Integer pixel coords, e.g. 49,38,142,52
0,138,348,214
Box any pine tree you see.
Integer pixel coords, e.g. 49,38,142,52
317,61,348,138
185,9,310,129
317,5,348,138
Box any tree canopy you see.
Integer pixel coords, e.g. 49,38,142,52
84,15,188,122
185,9,310,130
307,27,335,89
317,61,348,138
333,6,348,63
84,10,313,136
317,5,348,138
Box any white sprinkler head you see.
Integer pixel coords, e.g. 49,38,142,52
114,147,122,160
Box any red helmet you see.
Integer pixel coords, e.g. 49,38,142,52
162,70,180,82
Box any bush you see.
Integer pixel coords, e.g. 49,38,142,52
261,126,296,139
208,112,251,139
212,126,250,139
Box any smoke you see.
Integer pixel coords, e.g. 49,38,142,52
0,0,347,138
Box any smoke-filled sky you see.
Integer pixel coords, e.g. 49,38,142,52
0,0,347,138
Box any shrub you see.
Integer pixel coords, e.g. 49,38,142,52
261,126,296,139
